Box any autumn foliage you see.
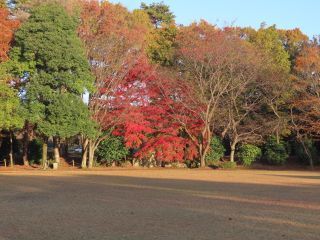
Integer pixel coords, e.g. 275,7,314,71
0,7,19,62
1,0,320,168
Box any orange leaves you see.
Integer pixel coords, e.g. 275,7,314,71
0,7,19,62
79,1,150,51
295,45,320,76
291,43,320,138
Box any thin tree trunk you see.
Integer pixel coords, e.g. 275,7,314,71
200,143,211,168
199,143,205,167
22,129,30,167
42,141,48,169
199,131,211,168
81,138,89,169
301,141,314,169
53,137,60,163
276,129,280,144
9,131,14,167
230,140,237,163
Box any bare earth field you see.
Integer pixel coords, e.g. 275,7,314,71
0,169,319,240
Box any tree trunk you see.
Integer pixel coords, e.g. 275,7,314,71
9,131,14,167
200,154,206,168
276,129,280,144
81,138,89,169
199,143,206,167
301,141,314,169
22,129,30,167
230,140,237,163
42,141,48,169
53,137,60,163
88,140,95,169
199,135,211,168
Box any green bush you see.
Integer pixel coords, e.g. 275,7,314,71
220,161,237,169
96,135,129,166
263,136,288,165
205,136,226,166
238,144,261,167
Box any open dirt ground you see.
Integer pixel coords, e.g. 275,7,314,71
0,169,319,240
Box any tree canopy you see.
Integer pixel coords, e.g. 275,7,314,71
1,0,319,169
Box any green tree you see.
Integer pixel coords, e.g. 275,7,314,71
141,2,177,66
205,136,225,166
147,23,177,66
96,134,129,166
263,136,288,165
141,1,175,28
10,3,95,166
0,82,24,166
249,25,291,73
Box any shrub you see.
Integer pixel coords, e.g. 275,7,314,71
185,159,199,168
220,161,237,169
238,144,261,167
205,136,226,166
96,135,129,166
263,136,288,165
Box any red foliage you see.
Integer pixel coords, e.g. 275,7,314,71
0,7,19,62
110,57,200,162
79,1,200,162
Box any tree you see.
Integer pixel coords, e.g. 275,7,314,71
290,43,320,168
0,83,24,166
10,3,94,166
0,4,22,167
141,1,174,28
173,21,267,167
141,1,177,66
111,58,198,165
78,1,151,168
147,23,177,66
220,40,268,162
247,25,293,144
248,25,291,73
278,28,309,67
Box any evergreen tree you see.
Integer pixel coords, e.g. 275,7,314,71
10,3,95,166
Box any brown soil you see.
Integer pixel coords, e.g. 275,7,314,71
0,169,319,240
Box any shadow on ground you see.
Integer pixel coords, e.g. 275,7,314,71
0,173,319,240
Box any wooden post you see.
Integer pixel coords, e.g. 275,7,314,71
4,159,7,168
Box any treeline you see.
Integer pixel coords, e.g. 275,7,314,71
0,0,319,169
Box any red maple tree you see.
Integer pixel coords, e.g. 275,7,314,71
111,57,199,163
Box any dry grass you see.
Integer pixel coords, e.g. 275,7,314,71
0,169,319,240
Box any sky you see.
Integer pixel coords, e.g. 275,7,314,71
109,0,319,38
